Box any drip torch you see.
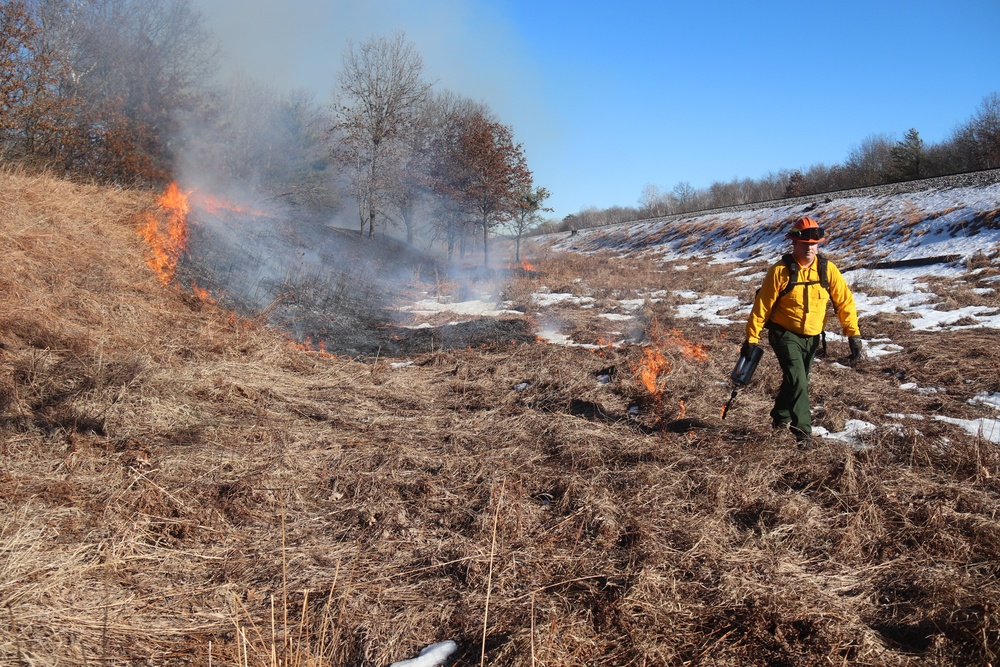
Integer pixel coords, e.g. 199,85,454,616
721,343,764,419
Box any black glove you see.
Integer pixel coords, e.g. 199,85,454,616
848,335,863,363
741,341,758,359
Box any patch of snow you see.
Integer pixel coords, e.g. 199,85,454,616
674,295,742,325
532,292,595,307
851,290,936,317
537,329,573,345
816,419,877,444
865,342,905,358
909,305,1000,331
617,298,646,310
899,382,942,394
402,299,521,317
728,265,758,275
389,641,458,667
970,392,1000,411
933,415,1000,444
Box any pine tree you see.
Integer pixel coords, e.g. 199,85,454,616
891,128,924,181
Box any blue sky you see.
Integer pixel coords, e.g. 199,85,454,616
195,0,1000,221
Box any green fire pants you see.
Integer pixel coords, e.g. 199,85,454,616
767,325,821,435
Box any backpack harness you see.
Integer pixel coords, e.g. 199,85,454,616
767,252,834,356
776,252,829,306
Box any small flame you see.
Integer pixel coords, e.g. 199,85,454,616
139,182,190,284
635,345,671,400
521,259,536,272
666,329,709,362
632,323,710,408
193,192,267,217
677,400,687,419
593,336,618,357
191,282,214,304
289,336,335,358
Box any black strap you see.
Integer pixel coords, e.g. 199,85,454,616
776,253,831,316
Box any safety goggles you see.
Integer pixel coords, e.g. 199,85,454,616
787,226,825,241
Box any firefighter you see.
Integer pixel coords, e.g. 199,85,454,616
743,217,863,444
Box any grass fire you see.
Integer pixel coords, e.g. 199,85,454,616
138,182,191,284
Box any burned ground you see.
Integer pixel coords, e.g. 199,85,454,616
2,170,999,666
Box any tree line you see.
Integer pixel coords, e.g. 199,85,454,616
547,93,1000,234
0,1,548,265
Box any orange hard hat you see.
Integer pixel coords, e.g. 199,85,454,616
786,216,825,243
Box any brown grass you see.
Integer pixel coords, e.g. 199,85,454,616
2,169,1000,666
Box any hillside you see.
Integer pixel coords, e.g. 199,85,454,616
545,171,1000,268
2,169,1000,666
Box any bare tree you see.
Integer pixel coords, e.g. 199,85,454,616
639,183,669,217
671,181,698,212
507,185,551,261
844,133,895,187
933,123,979,174
334,31,431,238
970,92,1000,169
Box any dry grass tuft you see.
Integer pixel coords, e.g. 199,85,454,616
2,169,1000,666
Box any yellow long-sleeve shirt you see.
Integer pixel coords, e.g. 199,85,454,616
745,255,861,344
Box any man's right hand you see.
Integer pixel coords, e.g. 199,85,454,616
741,341,758,358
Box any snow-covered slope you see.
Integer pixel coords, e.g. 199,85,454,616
546,181,1000,268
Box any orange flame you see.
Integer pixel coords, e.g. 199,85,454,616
677,400,687,419
288,336,335,358
139,182,190,284
664,327,710,362
521,259,536,272
636,345,671,400
193,192,267,217
632,323,710,407
593,336,618,357
191,282,214,304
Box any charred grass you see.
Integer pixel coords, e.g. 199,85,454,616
2,170,1000,666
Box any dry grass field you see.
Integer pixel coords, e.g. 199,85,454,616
2,169,1000,666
